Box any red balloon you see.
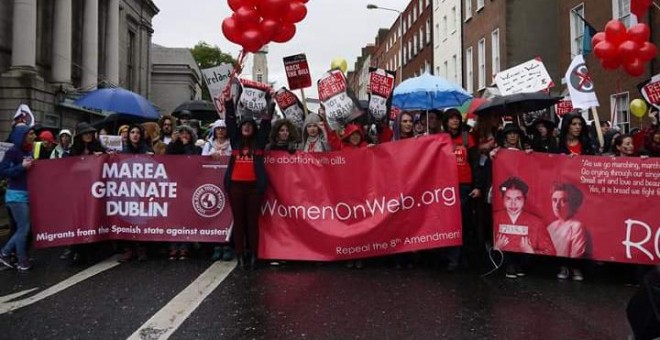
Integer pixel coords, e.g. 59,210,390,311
605,20,628,45
639,42,658,61
624,58,645,77
594,41,618,61
591,32,606,48
260,19,280,41
257,0,289,20
234,6,262,28
293,0,309,2
601,58,621,70
228,0,256,11
241,29,265,52
222,17,242,44
283,1,307,23
617,40,641,63
272,23,296,43
627,23,651,44
631,0,652,18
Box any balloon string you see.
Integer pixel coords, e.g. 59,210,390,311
217,50,248,118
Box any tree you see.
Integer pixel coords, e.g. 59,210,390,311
190,42,237,100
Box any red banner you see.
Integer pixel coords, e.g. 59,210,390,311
493,150,660,265
259,135,463,261
29,155,233,248
283,54,312,90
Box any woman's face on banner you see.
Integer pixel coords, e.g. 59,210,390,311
400,113,414,135
503,188,525,216
569,118,582,137
278,124,290,142
306,123,319,137
551,190,571,220
617,136,635,156
129,127,141,144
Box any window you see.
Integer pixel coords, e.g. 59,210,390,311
613,0,632,27
451,7,457,32
452,54,458,84
465,0,472,20
466,47,474,93
413,6,418,21
408,13,412,28
443,15,448,40
414,35,418,55
611,92,630,132
256,73,263,83
425,60,430,73
426,20,431,45
478,38,486,89
419,28,424,48
477,0,484,10
491,29,500,77
127,30,136,91
436,66,440,75
403,46,408,64
435,23,440,45
408,41,412,59
444,60,449,78
570,4,585,56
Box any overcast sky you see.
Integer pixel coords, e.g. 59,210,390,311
152,0,409,99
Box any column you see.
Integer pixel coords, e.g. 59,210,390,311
81,0,99,89
105,0,119,85
52,0,72,83
10,0,37,71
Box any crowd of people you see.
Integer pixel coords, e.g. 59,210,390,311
0,100,658,285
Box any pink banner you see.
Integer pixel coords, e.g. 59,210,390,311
29,155,233,248
493,150,660,265
259,135,463,261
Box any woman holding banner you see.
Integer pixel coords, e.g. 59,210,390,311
558,114,596,156
118,124,153,262
166,125,200,260
299,114,330,152
392,112,415,141
266,118,300,153
0,126,36,271
224,99,271,269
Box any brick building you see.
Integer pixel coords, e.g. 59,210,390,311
402,0,434,79
559,0,660,132
463,0,561,98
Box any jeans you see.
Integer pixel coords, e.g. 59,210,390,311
2,202,30,261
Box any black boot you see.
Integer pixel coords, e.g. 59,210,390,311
250,252,257,270
237,253,246,270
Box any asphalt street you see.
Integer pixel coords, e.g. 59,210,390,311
0,246,639,339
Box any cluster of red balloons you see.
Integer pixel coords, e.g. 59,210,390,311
592,20,658,77
222,0,308,52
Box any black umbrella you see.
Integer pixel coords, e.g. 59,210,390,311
474,92,562,117
172,100,219,123
92,113,158,132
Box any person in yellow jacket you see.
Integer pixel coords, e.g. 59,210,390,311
33,130,57,160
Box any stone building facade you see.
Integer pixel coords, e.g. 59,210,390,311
0,0,158,139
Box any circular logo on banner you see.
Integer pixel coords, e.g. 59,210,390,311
192,184,225,218
569,63,595,93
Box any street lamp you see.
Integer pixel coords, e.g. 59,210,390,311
367,4,403,85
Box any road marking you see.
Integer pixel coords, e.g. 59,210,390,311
0,256,120,314
128,260,236,340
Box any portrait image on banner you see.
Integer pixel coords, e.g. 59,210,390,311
493,150,660,265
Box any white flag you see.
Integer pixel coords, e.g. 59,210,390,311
564,55,599,109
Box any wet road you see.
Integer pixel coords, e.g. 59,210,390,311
0,248,637,339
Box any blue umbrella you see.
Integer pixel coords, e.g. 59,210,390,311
74,87,160,119
392,72,472,110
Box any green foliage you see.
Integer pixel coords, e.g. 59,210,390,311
190,42,237,101
190,41,236,70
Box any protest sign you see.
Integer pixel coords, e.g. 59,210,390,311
99,135,123,152
273,88,305,130
318,70,362,130
201,63,234,117
368,68,395,121
283,54,312,90
494,58,554,96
